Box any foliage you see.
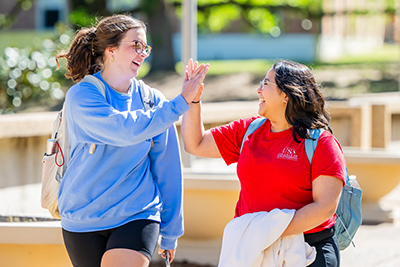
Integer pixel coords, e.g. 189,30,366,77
0,0,34,30
384,0,397,14
170,0,323,34
0,24,74,114
68,6,99,28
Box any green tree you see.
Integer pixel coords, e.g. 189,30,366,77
68,0,177,72
67,0,325,72
0,0,35,30
169,0,323,34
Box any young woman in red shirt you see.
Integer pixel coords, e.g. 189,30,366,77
181,60,345,267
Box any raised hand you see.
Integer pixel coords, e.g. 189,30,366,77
181,58,209,104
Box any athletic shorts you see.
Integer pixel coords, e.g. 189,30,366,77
62,219,160,267
304,226,340,267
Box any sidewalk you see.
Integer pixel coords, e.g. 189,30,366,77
340,182,400,267
1,179,400,266
340,223,400,267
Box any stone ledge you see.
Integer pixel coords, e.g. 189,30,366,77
183,171,239,191
0,112,57,139
343,147,400,165
0,221,63,245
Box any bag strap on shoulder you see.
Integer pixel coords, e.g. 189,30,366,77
81,75,107,100
79,75,107,154
240,117,266,153
138,80,154,111
304,128,325,164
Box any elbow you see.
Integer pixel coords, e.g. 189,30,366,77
324,203,338,220
328,206,337,219
183,143,191,154
314,201,338,222
183,143,198,156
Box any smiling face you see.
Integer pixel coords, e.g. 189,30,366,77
106,28,148,79
257,68,288,120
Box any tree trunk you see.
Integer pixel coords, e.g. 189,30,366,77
145,0,176,72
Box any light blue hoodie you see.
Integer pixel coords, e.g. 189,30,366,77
58,72,188,250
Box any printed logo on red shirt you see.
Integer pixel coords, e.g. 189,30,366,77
277,147,298,161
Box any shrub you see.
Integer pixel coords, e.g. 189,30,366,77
0,25,74,114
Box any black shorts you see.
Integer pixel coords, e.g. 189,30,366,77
62,219,160,267
304,226,340,267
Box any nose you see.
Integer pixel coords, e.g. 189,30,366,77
139,51,148,58
257,84,262,94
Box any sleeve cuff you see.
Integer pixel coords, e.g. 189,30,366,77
160,236,178,250
171,94,190,116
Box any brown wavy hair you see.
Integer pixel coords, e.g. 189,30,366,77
56,14,146,82
272,60,332,142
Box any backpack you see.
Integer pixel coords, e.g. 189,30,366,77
41,75,154,219
240,117,363,250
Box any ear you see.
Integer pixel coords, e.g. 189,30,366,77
283,93,289,104
105,46,115,57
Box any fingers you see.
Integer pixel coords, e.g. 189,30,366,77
181,63,209,104
193,60,198,73
158,249,176,263
168,249,176,262
187,58,194,77
186,59,206,80
193,63,209,78
184,65,189,82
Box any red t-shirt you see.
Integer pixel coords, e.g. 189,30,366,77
211,117,346,233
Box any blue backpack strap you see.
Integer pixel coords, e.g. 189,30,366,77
304,128,325,164
240,118,266,153
305,128,362,250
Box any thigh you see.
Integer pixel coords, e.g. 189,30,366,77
106,219,160,261
101,248,150,267
62,228,109,267
307,236,340,267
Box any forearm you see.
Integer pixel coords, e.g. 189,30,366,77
281,201,337,237
181,102,206,155
282,175,343,237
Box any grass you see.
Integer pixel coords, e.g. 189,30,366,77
175,59,275,75
333,43,400,65
0,30,55,53
171,43,400,76
312,43,400,68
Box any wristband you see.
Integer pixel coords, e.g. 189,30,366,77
191,100,201,104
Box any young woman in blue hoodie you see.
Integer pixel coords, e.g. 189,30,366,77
56,14,208,267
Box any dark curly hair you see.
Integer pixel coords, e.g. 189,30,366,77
272,60,332,142
56,14,146,82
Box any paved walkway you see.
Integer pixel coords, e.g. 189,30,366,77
1,179,400,266
340,223,400,267
340,183,400,267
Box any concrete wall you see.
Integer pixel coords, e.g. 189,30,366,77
1,96,400,188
